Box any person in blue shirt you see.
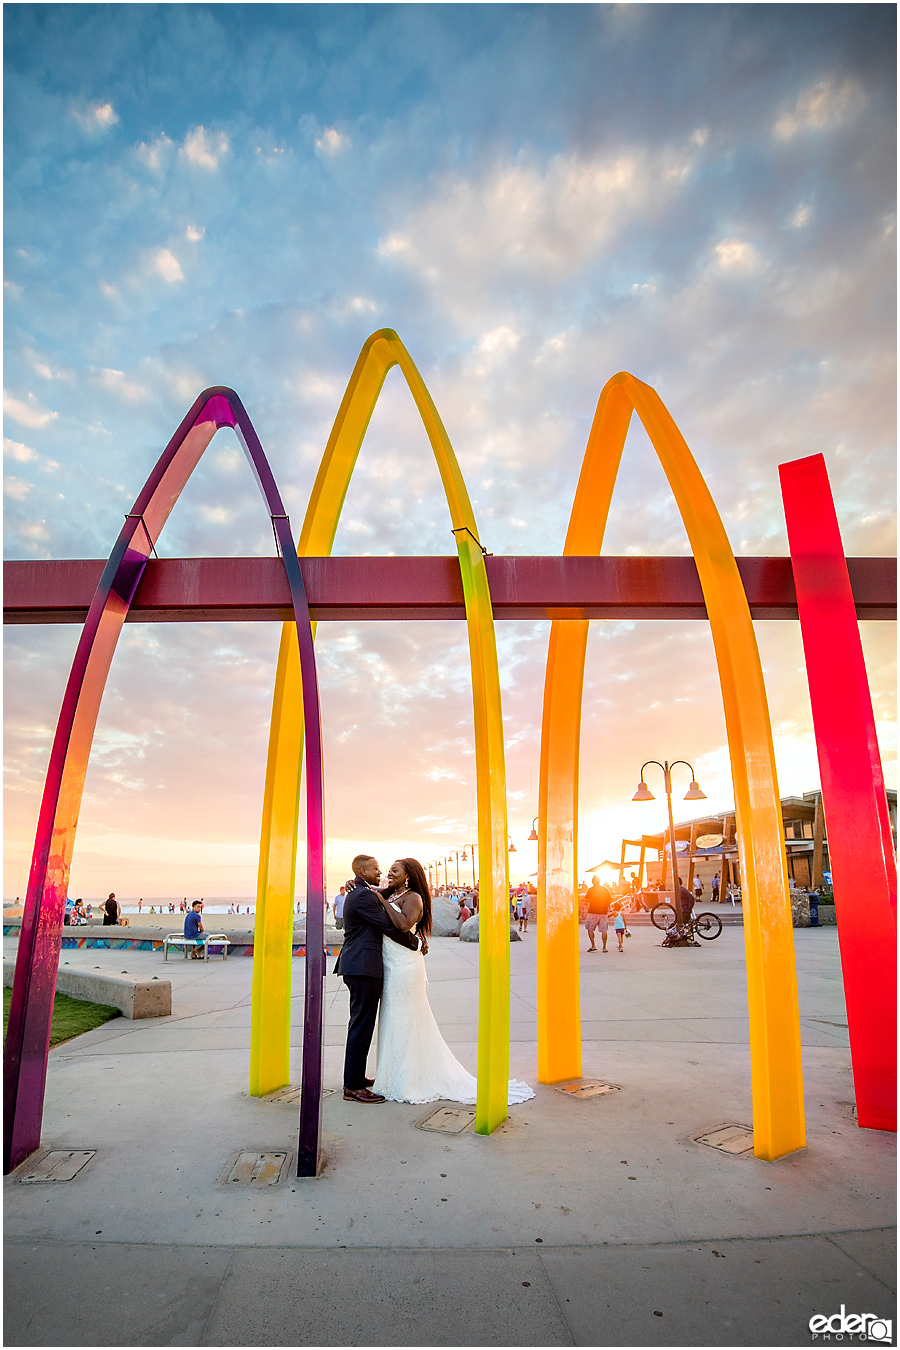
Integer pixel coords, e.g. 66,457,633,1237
184,900,205,959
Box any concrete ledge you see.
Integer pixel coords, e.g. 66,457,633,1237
3,959,171,1019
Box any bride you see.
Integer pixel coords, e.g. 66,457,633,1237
372,857,533,1106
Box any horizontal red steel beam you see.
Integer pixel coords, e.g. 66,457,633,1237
3,555,896,624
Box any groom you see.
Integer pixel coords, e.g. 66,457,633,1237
334,853,418,1103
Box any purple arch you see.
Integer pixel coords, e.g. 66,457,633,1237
3,390,327,1175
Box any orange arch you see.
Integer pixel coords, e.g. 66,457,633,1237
537,372,805,1162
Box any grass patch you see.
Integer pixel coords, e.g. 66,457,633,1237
3,985,121,1047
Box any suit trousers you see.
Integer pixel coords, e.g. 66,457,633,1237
342,974,382,1089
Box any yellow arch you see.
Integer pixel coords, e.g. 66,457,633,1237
537,372,805,1162
251,330,511,1134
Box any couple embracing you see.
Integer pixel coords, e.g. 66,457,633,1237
336,853,533,1106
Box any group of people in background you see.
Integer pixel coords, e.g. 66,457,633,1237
331,880,541,937
61,895,258,926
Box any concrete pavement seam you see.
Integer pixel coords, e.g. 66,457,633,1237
535,1250,577,1346
820,1232,897,1294
6,1228,893,1255
197,1245,238,1347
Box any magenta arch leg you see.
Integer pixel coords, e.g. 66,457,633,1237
3,390,327,1174
779,453,897,1132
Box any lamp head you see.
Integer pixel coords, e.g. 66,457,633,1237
461,850,467,861
527,827,538,841
509,841,517,853
684,780,707,800
632,781,655,802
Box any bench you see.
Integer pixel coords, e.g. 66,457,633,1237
163,933,231,962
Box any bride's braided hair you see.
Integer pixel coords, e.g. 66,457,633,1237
394,858,432,937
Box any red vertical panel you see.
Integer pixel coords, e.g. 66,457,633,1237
779,453,896,1131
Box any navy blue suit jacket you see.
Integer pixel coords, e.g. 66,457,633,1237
334,879,417,978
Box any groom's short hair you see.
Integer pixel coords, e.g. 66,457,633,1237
352,854,375,875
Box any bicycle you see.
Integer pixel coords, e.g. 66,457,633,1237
649,903,723,943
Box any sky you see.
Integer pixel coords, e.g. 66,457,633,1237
4,3,896,901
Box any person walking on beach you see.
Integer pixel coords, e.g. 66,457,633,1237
103,893,120,926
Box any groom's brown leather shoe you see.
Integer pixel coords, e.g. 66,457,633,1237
343,1087,385,1103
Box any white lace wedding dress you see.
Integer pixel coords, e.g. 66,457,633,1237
372,929,534,1106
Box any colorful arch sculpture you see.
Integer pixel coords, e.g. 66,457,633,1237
2,390,326,1175
253,330,512,1140
12,337,862,1176
780,453,897,1131
536,372,806,1162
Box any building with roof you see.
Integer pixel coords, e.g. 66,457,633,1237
617,789,898,896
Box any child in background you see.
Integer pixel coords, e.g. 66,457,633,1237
611,902,628,952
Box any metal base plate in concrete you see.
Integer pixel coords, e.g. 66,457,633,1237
14,1149,97,1183
415,1105,477,1134
555,1079,621,1099
217,1151,292,1186
263,1086,335,1104
694,1123,755,1155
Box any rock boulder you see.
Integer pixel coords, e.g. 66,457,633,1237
790,892,810,927
431,896,464,938
459,913,521,943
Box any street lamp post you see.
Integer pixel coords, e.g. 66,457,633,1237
461,844,476,891
446,849,468,889
632,760,706,929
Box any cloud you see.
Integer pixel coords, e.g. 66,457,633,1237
18,520,49,542
180,126,229,170
199,505,234,525
185,224,205,242
152,248,184,284
713,239,763,272
773,79,862,141
375,142,697,313
4,476,32,501
72,101,119,133
3,390,58,429
136,134,172,171
4,437,38,463
93,368,151,403
315,127,349,157
3,437,59,473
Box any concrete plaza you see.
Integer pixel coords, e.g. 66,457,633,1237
3,922,895,1347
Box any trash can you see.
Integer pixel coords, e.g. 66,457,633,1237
808,896,819,927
